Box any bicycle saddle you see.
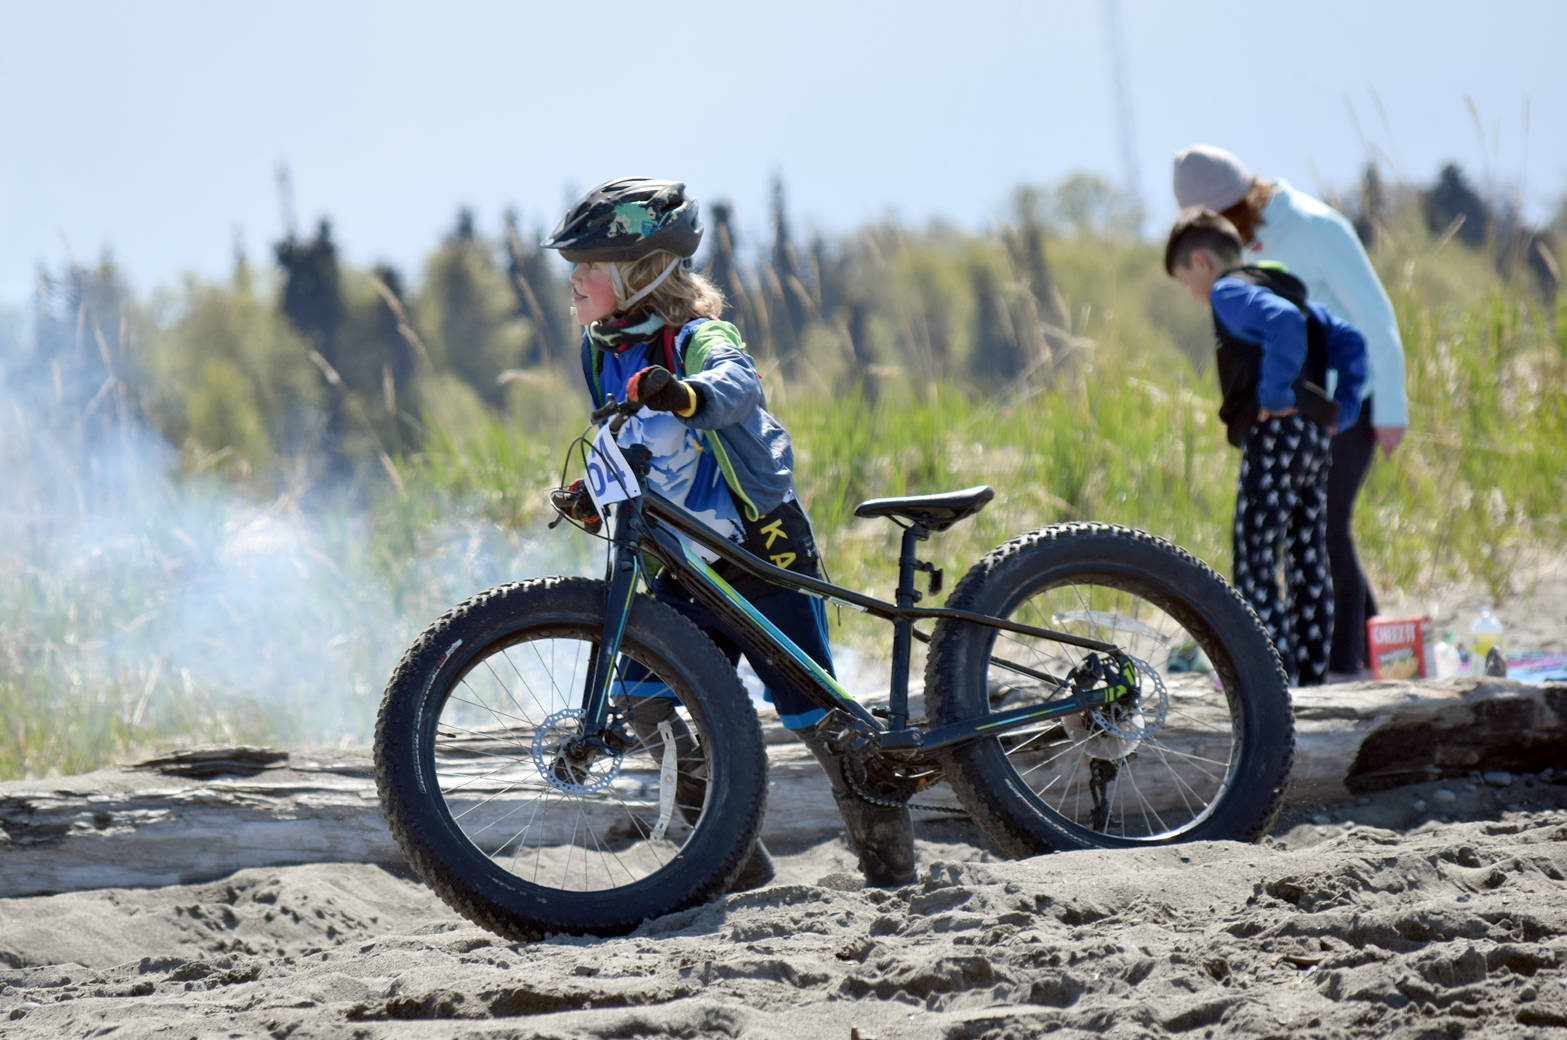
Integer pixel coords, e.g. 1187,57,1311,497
852,485,995,532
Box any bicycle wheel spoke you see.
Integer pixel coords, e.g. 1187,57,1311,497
408,615,734,900
972,569,1248,840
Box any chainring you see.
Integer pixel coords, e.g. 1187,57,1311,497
841,753,937,808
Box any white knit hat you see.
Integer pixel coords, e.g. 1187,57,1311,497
1172,145,1254,211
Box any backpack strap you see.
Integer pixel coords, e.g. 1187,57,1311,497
580,332,605,407
665,317,712,376
661,325,679,375
1219,264,1309,311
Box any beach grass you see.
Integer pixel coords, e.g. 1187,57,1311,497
3,232,1561,780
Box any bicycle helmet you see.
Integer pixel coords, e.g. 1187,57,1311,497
541,177,703,262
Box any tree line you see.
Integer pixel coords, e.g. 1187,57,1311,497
10,164,1561,497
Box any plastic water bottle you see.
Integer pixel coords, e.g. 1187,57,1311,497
1468,606,1505,677
1429,632,1463,679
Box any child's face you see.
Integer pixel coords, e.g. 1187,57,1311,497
570,262,619,325
1172,251,1220,303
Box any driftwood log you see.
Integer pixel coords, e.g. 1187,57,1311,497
1,676,1561,899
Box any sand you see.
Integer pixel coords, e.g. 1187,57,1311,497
1,773,1565,1039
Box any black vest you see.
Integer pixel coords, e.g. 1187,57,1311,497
1212,265,1338,447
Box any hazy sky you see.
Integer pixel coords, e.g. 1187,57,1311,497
3,0,1562,307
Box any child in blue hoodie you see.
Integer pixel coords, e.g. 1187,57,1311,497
1165,207,1368,686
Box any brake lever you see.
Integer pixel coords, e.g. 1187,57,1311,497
607,397,641,436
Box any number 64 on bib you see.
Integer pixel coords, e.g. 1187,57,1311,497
584,423,641,515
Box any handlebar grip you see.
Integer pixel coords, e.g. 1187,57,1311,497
594,395,641,435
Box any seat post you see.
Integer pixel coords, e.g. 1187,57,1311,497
886,522,928,729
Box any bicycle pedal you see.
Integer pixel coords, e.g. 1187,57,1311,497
870,706,891,719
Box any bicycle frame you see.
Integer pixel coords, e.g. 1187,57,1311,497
574,419,1134,765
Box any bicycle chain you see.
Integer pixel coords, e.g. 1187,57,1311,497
839,757,968,815
837,654,1165,815
841,760,919,808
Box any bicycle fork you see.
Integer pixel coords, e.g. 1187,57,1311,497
552,502,643,781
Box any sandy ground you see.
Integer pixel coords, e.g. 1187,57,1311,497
2,569,1563,1039
1,772,1564,1040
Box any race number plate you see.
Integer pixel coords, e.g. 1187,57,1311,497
584,423,641,515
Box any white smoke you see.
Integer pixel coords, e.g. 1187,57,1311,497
0,300,574,760
0,295,887,772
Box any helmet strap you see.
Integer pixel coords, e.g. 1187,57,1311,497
613,255,681,313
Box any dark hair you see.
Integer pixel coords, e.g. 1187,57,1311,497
1219,180,1276,245
1164,206,1244,276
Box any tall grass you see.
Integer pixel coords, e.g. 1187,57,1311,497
4,231,1561,780
388,273,1563,656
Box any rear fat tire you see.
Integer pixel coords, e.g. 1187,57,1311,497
375,576,767,939
926,522,1293,855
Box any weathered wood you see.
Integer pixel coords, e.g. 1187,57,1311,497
0,738,853,899
1,678,1561,898
1288,675,1567,801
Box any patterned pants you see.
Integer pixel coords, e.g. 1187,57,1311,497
1232,415,1334,686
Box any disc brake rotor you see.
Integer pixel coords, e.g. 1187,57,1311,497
532,708,623,793
1063,654,1168,759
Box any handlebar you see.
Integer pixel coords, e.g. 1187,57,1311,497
590,395,642,436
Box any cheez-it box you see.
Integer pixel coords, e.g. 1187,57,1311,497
1366,615,1434,680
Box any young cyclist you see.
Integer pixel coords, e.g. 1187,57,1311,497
1164,207,1368,686
542,177,916,888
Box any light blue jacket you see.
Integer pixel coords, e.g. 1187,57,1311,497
1252,180,1408,428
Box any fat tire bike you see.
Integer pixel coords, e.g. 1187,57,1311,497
374,399,1294,939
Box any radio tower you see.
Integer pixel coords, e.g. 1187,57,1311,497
276,162,298,241
1103,0,1144,219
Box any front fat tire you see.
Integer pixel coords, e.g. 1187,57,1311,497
374,577,767,939
926,522,1293,855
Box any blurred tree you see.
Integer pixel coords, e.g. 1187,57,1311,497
1003,187,1067,357
502,209,570,369
705,201,756,335
1044,173,1143,239
768,174,811,367
328,264,423,462
1355,162,1387,250
415,209,530,410
967,249,1025,385
275,219,349,466
28,255,140,438
142,267,319,482
1421,162,1489,249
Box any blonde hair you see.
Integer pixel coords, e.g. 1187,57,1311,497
618,252,726,325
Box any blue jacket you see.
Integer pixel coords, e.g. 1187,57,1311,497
1210,267,1368,447
580,318,797,519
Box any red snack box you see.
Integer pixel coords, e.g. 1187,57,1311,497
1366,615,1433,680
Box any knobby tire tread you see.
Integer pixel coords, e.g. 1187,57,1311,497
926,522,1294,856
374,576,767,939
